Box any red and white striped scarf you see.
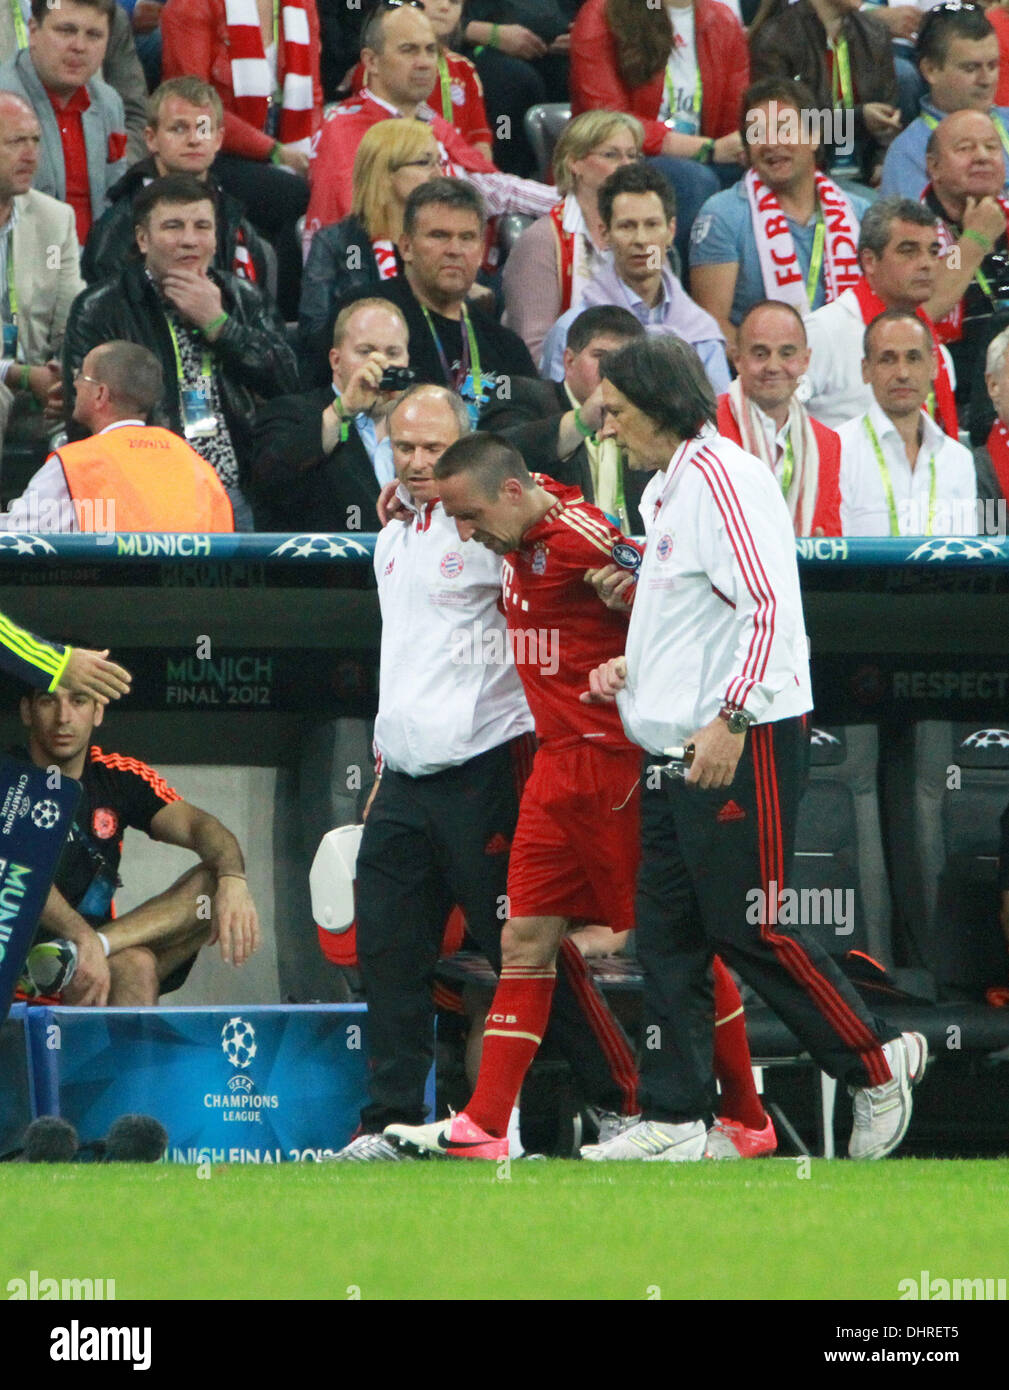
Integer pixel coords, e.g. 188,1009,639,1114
226,0,314,151
372,238,398,280
745,167,861,314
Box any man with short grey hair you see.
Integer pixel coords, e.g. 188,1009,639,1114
804,195,957,432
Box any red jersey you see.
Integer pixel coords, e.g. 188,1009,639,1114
501,478,639,750
350,50,492,148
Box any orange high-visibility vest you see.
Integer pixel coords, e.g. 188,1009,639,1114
53,424,235,532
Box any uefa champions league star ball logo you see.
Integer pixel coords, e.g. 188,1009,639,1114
30,799,60,829
270,535,372,560
905,537,1003,562
221,1016,257,1069
0,534,57,556
961,729,1009,751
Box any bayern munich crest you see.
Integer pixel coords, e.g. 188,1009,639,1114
440,551,464,578
656,533,675,562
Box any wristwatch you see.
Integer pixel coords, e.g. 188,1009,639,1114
718,704,753,735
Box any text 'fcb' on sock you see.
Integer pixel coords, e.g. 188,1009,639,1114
466,968,556,1138
712,955,766,1131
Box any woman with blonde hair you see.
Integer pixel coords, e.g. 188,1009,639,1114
299,119,440,378
502,110,642,361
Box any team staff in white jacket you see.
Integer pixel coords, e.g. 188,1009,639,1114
334,383,641,1161
580,336,928,1163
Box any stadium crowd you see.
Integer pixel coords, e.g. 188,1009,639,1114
0,0,1007,534
7,0,1009,1164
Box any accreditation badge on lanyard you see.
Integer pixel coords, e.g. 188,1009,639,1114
3,241,18,360
169,320,217,439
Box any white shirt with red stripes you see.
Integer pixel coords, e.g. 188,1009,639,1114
618,426,813,755
373,487,533,777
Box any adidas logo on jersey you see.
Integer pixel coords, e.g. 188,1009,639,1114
716,800,746,824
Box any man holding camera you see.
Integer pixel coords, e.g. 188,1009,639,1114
251,298,412,532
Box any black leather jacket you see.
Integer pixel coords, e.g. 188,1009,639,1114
62,261,299,478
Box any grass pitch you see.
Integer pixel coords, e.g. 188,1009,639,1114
2,1158,1008,1301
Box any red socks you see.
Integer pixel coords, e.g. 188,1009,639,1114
466,969,556,1138
712,955,766,1131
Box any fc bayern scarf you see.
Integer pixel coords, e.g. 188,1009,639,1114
925,183,1009,345
226,0,314,151
745,167,861,314
850,278,957,438
725,377,820,536
986,420,1009,500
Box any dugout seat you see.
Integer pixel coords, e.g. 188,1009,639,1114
792,724,891,965
524,103,570,183
888,721,1009,1000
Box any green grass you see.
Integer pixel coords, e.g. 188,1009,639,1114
3,1159,1008,1301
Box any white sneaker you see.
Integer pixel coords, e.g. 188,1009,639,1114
580,1118,706,1162
848,1032,928,1160
585,1108,643,1145
328,1133,413,1162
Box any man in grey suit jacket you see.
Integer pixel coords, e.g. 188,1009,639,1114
0,92,84,483
0,0,147,165
0,0,126,248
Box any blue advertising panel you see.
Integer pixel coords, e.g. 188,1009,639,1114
25,1004,430,1163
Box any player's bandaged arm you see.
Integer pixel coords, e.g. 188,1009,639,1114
0,611,72,691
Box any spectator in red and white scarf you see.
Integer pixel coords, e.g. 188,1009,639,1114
716,299,842,537
161,0,323,317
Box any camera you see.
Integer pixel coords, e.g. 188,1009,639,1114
379,366,417,392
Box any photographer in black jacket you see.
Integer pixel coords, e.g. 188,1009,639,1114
63,175,299,530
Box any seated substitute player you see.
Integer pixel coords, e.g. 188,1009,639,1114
385,435,775,1162
17,674,260,1006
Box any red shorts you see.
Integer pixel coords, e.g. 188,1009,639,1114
507,741,641,932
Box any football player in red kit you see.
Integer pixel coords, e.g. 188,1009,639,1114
385,435,775,1161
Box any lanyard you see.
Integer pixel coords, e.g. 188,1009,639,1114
437,52,453,123
421,303,482,400
779,433,794,497
806,212,825,307
271,0,283,106
166,319,213,384
6,238,16,322
862,415,936,536
831,38,854,109
664,60,702,126
9,0,26,50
